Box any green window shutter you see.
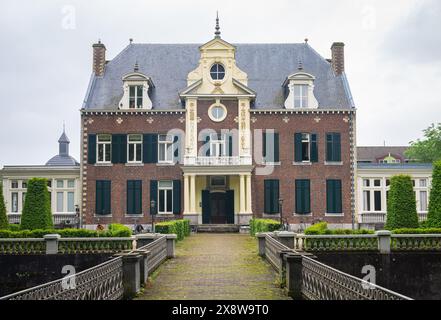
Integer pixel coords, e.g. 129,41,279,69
150,180,158,215
326,134,333,162
262,132,267,161
97,180,111,215
127,181,134,215
134,180,142,215
173,180,181,214
127,180,142,215
334,180,342,214
88,134,96,164
112,134,126,164
311,134,318,163
273,133,280,162
96,180,103,215
327,180,342,214
143,134,158,164
326,180,333,213
228,133,233,157
296,180,311,214
294,133,302,162
264,180,271,214
334,133,341,162
272,180,280,214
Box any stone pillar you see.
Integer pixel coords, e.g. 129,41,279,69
183,175,190,214
134,250,151,286
256,233,266,257
190,175,196,213
376,230,391,254
246,174,252,213
121,253,142,299
240,174,245,213
274,231,296,249
283,253,304,299
166,234,177,258
44,234,61,255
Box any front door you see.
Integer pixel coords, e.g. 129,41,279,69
202,190,234,224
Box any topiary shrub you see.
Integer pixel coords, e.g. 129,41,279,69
20,178,53,230
427,160,441,227
155,219,191,241
385,175,419,230
0,183,8,230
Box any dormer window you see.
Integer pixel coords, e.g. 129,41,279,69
119,68,154,110
210,63,225,80
294,85,308,108
129,85,143,109
283,72,319,109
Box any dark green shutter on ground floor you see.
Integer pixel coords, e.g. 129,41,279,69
326,179,342,214
127,180,142,215
150,180,158,215
173,180,181,214
264,180,279,214
295,180,311,214
96,180,111,215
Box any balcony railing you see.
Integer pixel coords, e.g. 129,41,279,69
359,212,428,224
7,213,79,226
183,156,252,166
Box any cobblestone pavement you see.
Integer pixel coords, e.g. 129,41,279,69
137,233,291,300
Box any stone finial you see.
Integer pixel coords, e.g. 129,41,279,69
214,11,221,38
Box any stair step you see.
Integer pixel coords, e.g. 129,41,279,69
196,224,240,233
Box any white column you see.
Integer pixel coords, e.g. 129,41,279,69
246,174,252,213
190,175,196,213
183,175,190,214
240,174,245,214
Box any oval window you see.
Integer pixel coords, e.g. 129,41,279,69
209,104,227,122
210,63,225,80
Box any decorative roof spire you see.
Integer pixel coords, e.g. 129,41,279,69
134,60,139,72
214,11,221,38
58,126,70,156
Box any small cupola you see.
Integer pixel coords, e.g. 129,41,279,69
118,62,154,109
46,127,79,166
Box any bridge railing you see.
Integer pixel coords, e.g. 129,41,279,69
0,233,177,300
257,232,412,300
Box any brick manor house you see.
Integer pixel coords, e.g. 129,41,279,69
79,19,356,230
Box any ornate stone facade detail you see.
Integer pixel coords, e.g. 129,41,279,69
283,116,290,123
146,117,154,124
178,116,185,123
251,117,257,124
314,116,321,123
116,117,123,125
343,116,350,123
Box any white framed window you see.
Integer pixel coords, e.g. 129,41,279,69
67,192,75,212
67,180,75,188
11,180,18,189
208,103,227,122
210,63,225,81
210,133,226,157
301,133,311,162
158,134,173,163
11,192,18,213
158,181,173,214
128,134,142,163
294,85,308,108
57,180,64,188
54,179,76,213
97,134,112,163
56,192,64,212
361,178,383,213
129,85,143,108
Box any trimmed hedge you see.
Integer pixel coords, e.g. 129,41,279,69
249,219,281,236
392,228,441,234
20,178,53,230
155,219,191,241
0,223,132,238
427,160,441,227
0,184,8,229
385,175,419,230
304,222,374,235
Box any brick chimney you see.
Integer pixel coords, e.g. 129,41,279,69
92,40,106,76
331,42,345,75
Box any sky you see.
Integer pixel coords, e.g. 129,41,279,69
0,0,440,166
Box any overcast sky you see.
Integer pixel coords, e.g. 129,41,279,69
0,0,440,166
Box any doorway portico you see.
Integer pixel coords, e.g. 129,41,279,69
182,166,253,225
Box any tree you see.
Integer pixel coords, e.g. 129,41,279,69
405,123,441,163
0,183,8,229
20,178,53,230
385,175,419,230
427,160,441,227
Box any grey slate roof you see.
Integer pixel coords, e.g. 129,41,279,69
46,155,79,167
83,43,354,110
357,146,409,163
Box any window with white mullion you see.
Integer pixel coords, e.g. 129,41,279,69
301,133,311,162
294,84,308,108
361,178,384,213
158,134,173,163
210,133,226,157
97,134,111,163
129,85,143,109
128,134,142,163
158,181,173,214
